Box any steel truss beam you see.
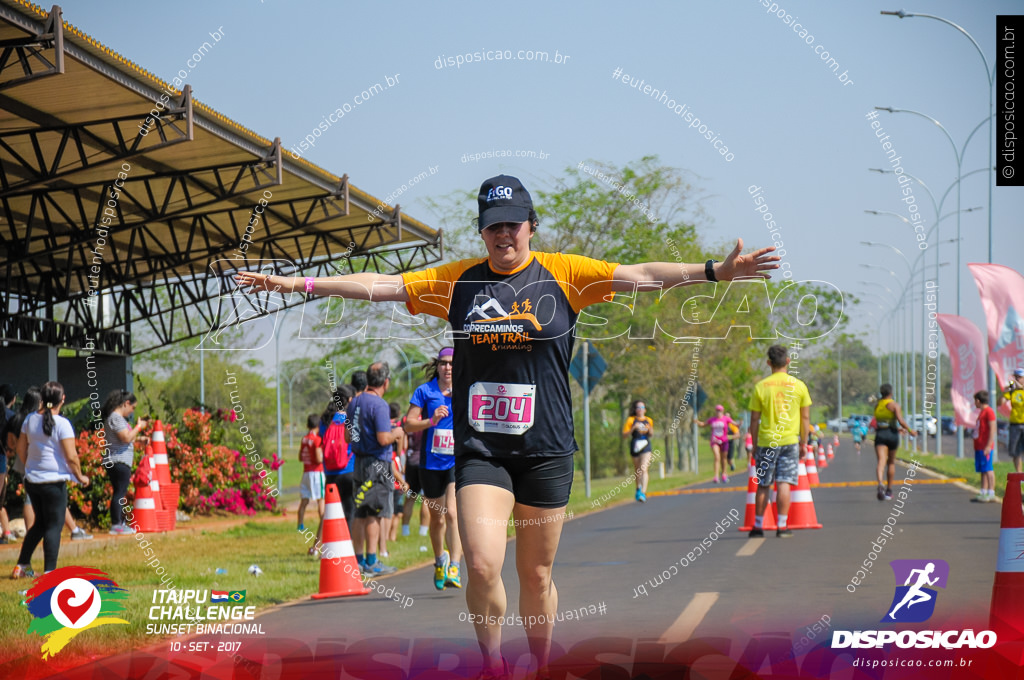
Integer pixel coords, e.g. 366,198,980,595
0,87,194,196
116,237,444,354
2,138,284,270
0,4,63,91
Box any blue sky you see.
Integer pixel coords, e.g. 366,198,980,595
59,0,1023,363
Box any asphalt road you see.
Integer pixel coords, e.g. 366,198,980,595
55,436,1011,679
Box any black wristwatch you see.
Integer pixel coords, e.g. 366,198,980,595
705,259,718,283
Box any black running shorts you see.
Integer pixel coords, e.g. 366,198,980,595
455,453,574,508
420,466,455,500
875,428,900,451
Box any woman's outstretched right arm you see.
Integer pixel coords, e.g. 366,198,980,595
233,271,409,302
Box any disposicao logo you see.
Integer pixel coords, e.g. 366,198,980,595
883,559,948,623
25,566,129,658
832,559,997,650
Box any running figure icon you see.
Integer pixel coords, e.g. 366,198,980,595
887,562,939,620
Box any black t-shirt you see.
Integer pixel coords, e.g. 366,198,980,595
402,252,618,457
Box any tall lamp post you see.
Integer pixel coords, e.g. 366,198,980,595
867,169,986,458
878,7,997,452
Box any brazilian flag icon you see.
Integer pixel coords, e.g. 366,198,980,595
228,590,246,603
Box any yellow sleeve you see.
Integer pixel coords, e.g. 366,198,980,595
748,387,762,413
622,416,636,435
534,252,619,313
401,258,484,320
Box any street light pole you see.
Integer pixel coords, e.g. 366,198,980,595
878,7,996,452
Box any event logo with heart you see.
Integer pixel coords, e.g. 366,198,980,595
24,566,129,659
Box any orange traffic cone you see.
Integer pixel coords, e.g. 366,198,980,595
833,434,839,447
131,483,159,533
785,462,822,529
739,457,777,531
312,484,371,599
827,444,834,460
817,444,828,469
804,446,820,485
151,421,172,486
990,473,1024,639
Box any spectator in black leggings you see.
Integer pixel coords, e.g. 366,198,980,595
13,381,90,578
101,389,150,535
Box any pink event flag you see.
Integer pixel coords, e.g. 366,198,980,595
935,314,986,427
969,263,1024,416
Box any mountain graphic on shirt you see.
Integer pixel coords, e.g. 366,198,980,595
465,297,542,331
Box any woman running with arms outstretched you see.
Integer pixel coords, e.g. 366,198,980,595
235,174,778,679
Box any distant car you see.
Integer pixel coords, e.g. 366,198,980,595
826,417,849,432
909,414,937,437
940,416,957,436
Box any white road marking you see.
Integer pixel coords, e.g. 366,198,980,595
658,591,719,643
736,538,764,557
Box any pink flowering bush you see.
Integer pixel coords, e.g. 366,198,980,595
69,407,281,524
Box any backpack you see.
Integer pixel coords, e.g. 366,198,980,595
322,415,350,471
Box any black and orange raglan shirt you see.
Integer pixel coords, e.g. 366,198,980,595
402,252,618,458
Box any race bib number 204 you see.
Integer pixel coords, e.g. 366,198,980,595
468,382,536,434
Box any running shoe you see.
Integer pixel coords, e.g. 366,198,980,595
983,495,997,503
70,528,92,540
884,488,893,501
635,488,642,502
307,546,317,556
638,491,647,502
722,474,729,484
367,561,397,576
748,528,765,538
970,495,986,503
712,476,720,484
877,485,885,502
475,657,510,680
11,565,36,580
357,555,367,573
434,550,450,591
445,563,462,589
776,528,794,538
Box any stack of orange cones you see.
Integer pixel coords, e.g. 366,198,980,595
804,446,820,485
151,421,172,485
786,462,822,530
131,483,159,533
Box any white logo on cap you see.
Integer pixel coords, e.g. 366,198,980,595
486,186,514,202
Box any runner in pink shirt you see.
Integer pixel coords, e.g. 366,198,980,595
696,405,736,483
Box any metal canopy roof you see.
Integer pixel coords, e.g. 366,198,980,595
0,1,442,355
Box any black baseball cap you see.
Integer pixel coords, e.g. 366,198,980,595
477,175,533,232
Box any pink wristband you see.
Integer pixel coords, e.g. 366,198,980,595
304,277,315,293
